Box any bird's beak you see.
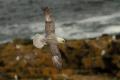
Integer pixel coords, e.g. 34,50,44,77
57,37,65,43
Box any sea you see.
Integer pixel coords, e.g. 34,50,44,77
0,0,120,43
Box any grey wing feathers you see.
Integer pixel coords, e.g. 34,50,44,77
43,7,62,70
43,7,55,35
49,43,61,58
49,43,62,70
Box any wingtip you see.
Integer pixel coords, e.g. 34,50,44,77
52,56,62,71
41,6,51,12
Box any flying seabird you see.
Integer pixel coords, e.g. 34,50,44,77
32,7,65,71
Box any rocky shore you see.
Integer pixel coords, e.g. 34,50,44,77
0,34,120,80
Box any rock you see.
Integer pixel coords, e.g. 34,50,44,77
0,35,120,79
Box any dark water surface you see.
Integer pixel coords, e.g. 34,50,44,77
0,0,120,43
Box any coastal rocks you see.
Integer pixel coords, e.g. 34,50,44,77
61,35,120,76
0,35,120,79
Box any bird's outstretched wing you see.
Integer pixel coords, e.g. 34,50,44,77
43,7,62,70
43,7,55,36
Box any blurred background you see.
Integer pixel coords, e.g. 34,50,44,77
0,0,120,80
0,0,120,42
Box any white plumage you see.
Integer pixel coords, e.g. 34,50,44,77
32,34,46,48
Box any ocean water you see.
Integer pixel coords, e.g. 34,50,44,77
0,0,120,43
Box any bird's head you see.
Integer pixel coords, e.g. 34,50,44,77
56,37,65,44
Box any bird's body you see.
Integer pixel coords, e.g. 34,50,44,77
32,7,64,71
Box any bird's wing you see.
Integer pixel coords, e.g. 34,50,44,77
43,7,62,70
43,7,55,36
49,42,62,70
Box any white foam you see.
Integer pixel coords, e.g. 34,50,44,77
103,25,120,34
78,12,120,23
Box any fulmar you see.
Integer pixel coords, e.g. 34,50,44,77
32,7,65,71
